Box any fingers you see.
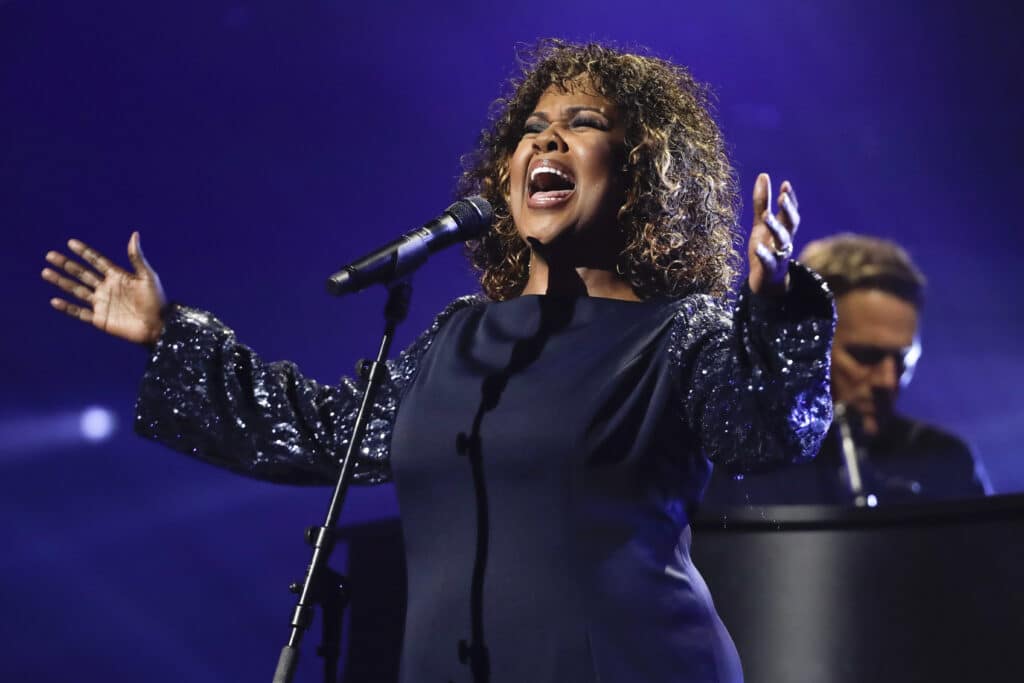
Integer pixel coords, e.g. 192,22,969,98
778,180,800,235
49,297,94,324
754,242,781,276
44,249,103,288
41,267,94,305
750,175,799,294
763,210,793,256
752,172,771,222
68,238,116,276
781,180,799,210
127,231,153,275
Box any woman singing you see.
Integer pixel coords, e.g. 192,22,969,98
42,40,834,683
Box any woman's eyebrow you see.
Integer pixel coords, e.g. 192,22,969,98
527,105,608,119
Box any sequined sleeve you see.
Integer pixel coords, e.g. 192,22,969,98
668,262,836,471
134,296,483,485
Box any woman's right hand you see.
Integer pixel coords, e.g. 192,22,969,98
42,231,167,346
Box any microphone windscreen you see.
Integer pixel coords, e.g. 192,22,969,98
446,197,493,238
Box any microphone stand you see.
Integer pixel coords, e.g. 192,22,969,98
272,279,413,683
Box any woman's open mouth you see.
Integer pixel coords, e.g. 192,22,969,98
527,159,576,208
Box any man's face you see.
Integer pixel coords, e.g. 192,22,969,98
831,289,919,437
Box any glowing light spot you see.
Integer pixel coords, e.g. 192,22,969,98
80,407,115,442
866,494,879,508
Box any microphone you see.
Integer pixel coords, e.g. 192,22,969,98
326,197,493,296
833,403,871,507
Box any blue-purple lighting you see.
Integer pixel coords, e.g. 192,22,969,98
3,1,1022,681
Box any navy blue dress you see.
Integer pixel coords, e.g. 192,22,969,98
135,264,834,683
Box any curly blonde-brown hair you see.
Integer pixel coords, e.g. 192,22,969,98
458,39,740,301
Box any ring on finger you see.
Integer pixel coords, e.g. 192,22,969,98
771,241,793,260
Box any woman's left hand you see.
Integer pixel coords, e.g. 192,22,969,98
747,172,799,296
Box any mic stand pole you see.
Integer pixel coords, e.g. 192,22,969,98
272,279,413,683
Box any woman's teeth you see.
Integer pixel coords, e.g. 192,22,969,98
530,166,574,186
529,166,576,198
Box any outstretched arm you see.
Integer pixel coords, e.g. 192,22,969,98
675,175,835,471
134,297,482,484
133,305,396,484
41,233,393,484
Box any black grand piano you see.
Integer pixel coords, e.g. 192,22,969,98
337,494,1024,682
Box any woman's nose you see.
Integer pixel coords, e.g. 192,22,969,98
533,125,567,153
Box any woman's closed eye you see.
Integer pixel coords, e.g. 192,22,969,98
523,115,609,135
523,119,547,134
570,114,609,130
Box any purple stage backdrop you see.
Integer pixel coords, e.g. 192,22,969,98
2,1,1022,681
